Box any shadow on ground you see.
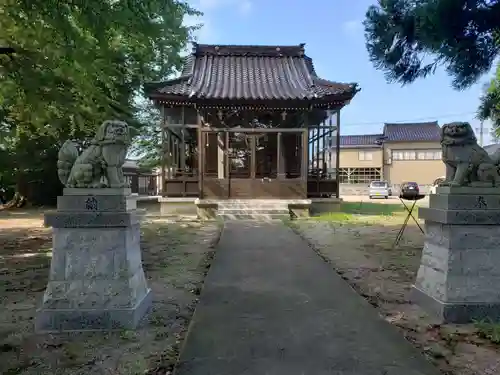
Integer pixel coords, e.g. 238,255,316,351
0,216,221,375
291,216,500,375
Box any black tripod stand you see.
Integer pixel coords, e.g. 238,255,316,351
393,194,425,248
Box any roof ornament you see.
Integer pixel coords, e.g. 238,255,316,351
191,42,198,54
299,43,306,56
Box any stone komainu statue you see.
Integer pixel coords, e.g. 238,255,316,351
57,120,131,188
440,122,500,187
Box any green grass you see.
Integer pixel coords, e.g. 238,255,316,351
315,202,419,222
474,319,500,344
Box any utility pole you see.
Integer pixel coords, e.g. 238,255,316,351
476,121,485,146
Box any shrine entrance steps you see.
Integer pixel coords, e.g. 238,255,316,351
216,199,290,220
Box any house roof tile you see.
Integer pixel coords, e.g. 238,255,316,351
383,121,441,142
338,134,384,148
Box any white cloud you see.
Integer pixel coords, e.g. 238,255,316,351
342,20,362,35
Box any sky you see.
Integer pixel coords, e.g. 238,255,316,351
184,0,496,145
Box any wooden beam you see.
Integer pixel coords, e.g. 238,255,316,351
163,123,199,128
200,127,304,133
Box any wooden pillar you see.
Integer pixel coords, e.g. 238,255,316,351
302,128,308,180
160,105,166,196
302,112,309,198
250,135,256,179
328,111,333,176
336,110,341,198
197,109,203,199
225,131,229,179
321,120,327,175
276,132,282,179
181,108,186,168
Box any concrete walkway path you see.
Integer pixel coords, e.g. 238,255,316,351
174,221,440,375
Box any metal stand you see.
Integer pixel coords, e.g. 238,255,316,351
393,197,424,248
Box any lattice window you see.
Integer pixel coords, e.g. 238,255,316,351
393,149,441,160
339,168,382,183
416,150,442,160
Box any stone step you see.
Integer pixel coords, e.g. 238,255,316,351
218,206,289,211
218,213,289,221
218,209,290,214
217,204,289,209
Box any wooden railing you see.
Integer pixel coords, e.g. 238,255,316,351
124,172,159,196
163,170,199,197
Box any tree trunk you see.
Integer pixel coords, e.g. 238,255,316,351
2,191,27,209
0,173,30,210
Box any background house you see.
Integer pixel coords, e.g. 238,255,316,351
328,121,445,194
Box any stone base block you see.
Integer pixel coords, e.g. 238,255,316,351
63,188,132,196
44,210,145,228
410,286,500,324
57,194,137,212
195,200,218,220
419,207,500,224
289,202,311,219
310,198,342,216
35,289,152,332
413,194,500,323
436,186,500,195
37,216,152,332
158,197,197,216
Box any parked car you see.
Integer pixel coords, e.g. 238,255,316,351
400,181,420,198
429,176,446,194
369,180,391,199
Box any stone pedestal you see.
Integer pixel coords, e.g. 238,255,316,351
411,186,500,323
35,188,152,332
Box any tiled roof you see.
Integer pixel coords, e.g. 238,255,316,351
338,134,384,148
484,143,500,155
383,121,441,142
146,43,359,104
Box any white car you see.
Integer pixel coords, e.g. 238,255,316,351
429,176,445,194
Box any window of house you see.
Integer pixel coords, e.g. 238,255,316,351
358,151,373,161
416,149,442,160
403,151,416,160
392,151,404,160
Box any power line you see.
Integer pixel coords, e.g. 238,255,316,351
342,111,478,128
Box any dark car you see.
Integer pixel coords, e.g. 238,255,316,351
400,181,420,198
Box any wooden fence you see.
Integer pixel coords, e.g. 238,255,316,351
124,172,159,196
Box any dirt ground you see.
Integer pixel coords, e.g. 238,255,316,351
291,215,500,375
0,211,221,375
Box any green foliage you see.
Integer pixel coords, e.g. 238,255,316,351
1,0,199,135
130,99,163,170
478,63,500,134
364,0,500,90
474,319,500,344
0,0,200,204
